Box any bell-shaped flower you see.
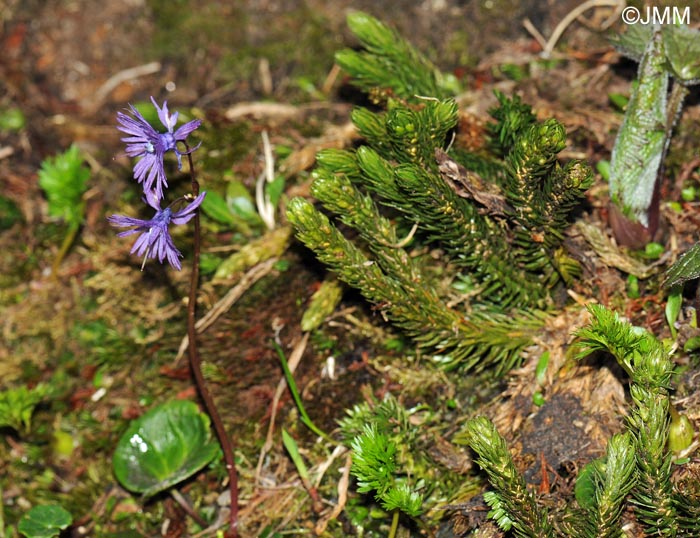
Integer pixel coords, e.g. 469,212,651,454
117,97,202,201
108,191,206,270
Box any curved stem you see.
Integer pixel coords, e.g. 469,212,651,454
184,146,239,537
51,222,80,278
388,510,399,538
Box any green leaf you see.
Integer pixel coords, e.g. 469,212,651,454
265,175,286,209
661,25,700,85
201,182,265,233
665,242,700,287
665,290,682,339
226,181,258,219
669,407,694,453
683,336,700,352
201,190,236,225
608,93,629,112
274,343,330,441
535,351,550,385
608,29,668,229
644,242,664,260
282,429,309,481
627,274,640,299
609,23,654,61
596,159,611,182
18,504,72,538
112,400,220,497
227,181,262,224
574,461,598,510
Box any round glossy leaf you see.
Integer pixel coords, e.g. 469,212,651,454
113,400,219,497
18,504,72,538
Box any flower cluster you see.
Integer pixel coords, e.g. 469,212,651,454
109,97,205,270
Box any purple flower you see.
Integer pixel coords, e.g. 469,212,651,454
108,192,206,270
117,97,202,201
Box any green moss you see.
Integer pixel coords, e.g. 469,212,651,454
147,0,339,101
196,118,254,179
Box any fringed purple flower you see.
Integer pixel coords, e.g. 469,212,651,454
117,97,202,201
108,192,206,270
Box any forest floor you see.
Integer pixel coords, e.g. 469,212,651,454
2,1,700,537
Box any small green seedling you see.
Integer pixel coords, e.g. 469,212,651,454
201,132,285,234
627,274,640,299
0,384,49,434
38,144,90,274
350,424,424,538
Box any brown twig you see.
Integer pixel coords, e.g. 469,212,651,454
170,488,209,528
672,156,700,201
185,145,239,538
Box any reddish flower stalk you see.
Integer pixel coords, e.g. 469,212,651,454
185,146,239,537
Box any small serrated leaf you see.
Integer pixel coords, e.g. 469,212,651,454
664,242,700,287
609,23,654,61
662,25,700,85
18,505,72,538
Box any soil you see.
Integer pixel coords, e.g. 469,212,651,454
2,1,700,537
